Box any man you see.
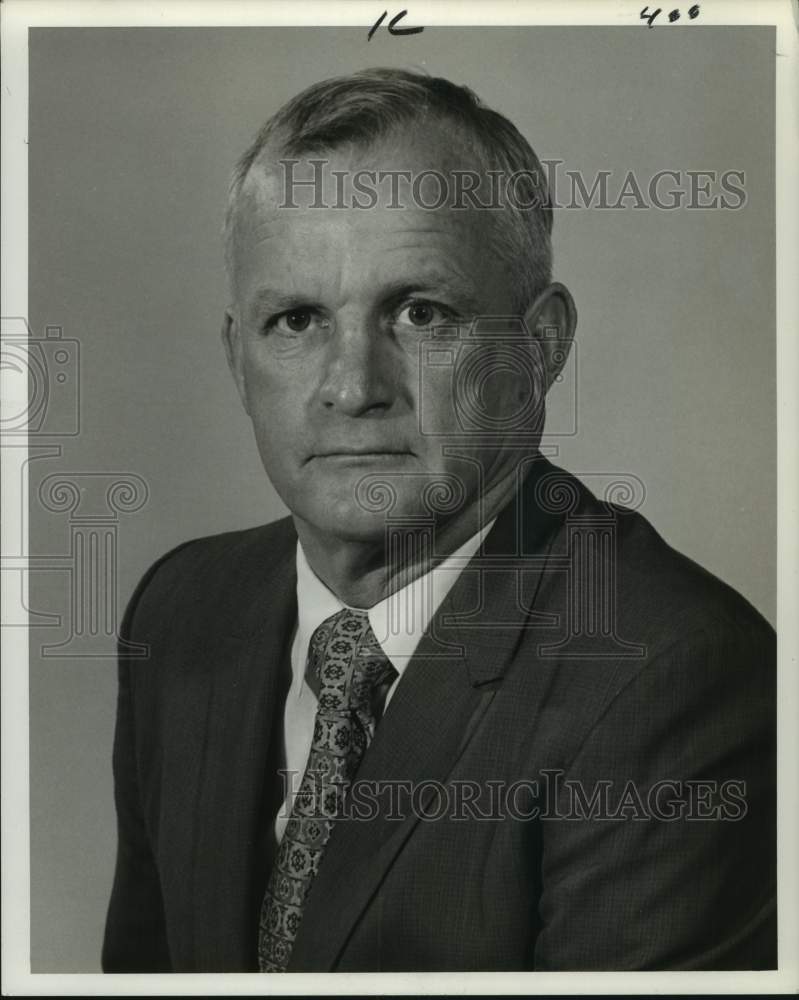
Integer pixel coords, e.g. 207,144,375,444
102,68,776,973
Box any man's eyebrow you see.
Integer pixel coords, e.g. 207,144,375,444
246,276,485,318
247,288,308,318
379,276,483,315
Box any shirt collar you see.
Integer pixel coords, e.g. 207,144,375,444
294,518,495,682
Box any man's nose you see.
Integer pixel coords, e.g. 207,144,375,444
316,320,396,416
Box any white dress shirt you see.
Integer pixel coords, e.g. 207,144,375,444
274,520,496,843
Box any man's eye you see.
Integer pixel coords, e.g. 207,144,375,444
395,301,450,328
268,308,326,335
283,309,311,332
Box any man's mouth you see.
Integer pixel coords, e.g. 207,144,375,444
310,449,414,461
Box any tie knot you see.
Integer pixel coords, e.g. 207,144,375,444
306,607,396,712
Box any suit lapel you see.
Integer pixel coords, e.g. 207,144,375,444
287,639,497,972
288,455,566,971
180,526,299,968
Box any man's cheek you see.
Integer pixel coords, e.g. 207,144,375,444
416,365,461,438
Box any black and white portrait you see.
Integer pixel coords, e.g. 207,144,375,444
2,2,796,993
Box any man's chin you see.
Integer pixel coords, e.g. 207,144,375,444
294,487,451,545
283,461,477,545
291,505,389,545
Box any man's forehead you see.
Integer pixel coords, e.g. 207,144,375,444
227,122,517,306
234,198,492,302
236,190,483,244
237,121,489,213
231,136,503,265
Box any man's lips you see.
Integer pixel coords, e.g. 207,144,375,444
309,449,414,461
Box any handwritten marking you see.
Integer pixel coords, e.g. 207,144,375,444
368,9,424,40
368,11,387,40
640,4,700,26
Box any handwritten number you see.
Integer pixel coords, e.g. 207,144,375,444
640,6,661,26
389,9,423,34
640,3,699,25
368,11,387,40
368,8,424,39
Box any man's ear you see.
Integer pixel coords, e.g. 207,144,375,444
523,282,577,393
221,309,251,415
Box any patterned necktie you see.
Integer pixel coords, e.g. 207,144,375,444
258,607,397,972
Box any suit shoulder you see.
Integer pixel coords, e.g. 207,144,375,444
122,516,296,636
512,468,775,769
607,500,773,642
536,463,772,640
146,517,295,582
529,464,774,672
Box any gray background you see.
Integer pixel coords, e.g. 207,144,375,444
28,27,775,971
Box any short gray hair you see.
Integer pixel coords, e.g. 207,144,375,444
224,67,553,312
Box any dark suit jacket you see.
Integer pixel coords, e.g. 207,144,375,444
102,457,776,972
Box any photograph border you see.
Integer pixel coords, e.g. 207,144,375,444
2,1,797,995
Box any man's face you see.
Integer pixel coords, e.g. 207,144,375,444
224,130,553,543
